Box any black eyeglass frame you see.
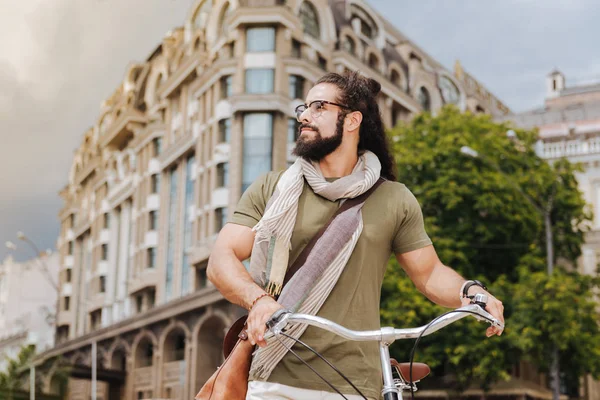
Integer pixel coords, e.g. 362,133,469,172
294,100,352,121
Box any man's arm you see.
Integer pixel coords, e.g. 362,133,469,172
206,223,282,346
396,244,504,336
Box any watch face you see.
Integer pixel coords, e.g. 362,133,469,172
439,76,460,105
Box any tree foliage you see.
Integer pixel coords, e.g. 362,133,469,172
381,107,600,391
0,344,37,398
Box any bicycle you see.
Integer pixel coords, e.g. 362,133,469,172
264,293,504,400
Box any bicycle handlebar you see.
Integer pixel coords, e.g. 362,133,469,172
266,302,504,345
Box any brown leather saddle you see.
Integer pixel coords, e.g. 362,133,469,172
390,358,431,383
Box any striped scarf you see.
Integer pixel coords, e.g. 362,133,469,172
248,151,381,380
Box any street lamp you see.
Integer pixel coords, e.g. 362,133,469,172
7,232,59,292
460,143,560,400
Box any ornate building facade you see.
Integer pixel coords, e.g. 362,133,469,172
501,70,600,400
36,0,508,399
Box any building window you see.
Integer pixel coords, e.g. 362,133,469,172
246,27,275,52
136,295,143,313
196,266,208,290
147,247,156,268
152,137,162,157
151,174,160,194
299,1,320,39
318,55,327,70
64,296,70,311
181,155,195,296
148,288,156,308
90,310,102,330
342,36,356,55
242,113,273,192
68,241,73,255
245,69,274,94
291,39,301,58
103,213,109,229
220,75,232,99
215,207,228,232
69,214,75,228
417,87,431,111
99,276,106,293
351,5,378,39
148,210,158,231
217,163,229,187
439,76,461,105
149,211,158,231
66,268,72,283
218,118,231,143
368,53,379,71
101,244,108,261
289,75,305,99
391,69,401,88
165,168,178,301
288,118,300,143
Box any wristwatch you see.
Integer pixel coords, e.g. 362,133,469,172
460,280,488,299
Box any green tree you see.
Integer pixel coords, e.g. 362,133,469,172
381,106,600,392
0,344,37,399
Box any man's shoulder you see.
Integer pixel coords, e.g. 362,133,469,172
377,179,413,197
246,170,287,201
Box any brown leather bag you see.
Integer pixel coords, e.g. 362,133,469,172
194,178,384,399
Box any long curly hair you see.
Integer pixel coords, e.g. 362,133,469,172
316,71,396,181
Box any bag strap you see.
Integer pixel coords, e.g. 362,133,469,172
280,177,385,289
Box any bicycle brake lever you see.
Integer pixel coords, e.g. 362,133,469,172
264,309,292,341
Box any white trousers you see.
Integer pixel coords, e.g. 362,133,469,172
246,381,375,400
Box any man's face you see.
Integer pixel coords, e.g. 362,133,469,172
292,83,347,161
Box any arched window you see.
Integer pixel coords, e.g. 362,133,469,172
417,87,431,111
299,2,320,39
192,0,213,30
439,76,460,105
350,5,378,39
368,53,379,71
391,69,401,88
218,3,231,36
342,36,356,55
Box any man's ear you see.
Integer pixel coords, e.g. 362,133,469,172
345,111,363,132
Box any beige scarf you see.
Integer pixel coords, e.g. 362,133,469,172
248,151,381,380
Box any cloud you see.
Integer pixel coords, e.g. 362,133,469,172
1,0,599,261
0,0,195,261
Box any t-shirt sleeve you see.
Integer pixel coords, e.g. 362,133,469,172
229,172,281,229
392,187,432,254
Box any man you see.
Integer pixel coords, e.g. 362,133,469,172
207,71,504,399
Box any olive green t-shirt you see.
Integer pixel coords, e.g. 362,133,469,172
230,171,432,399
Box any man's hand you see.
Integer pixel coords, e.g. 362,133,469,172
247,296,284,347
461,287,504,337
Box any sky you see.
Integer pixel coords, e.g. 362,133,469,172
1,0,599,262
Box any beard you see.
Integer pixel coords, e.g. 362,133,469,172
292,112,346,161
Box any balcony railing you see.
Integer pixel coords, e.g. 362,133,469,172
540,136,600,159
134,366,154,387
163,360,186,383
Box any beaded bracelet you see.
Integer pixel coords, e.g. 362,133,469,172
249,292,274,311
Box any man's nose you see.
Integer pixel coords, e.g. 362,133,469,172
299,107,311,123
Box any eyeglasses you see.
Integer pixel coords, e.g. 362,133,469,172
294,100,351,122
